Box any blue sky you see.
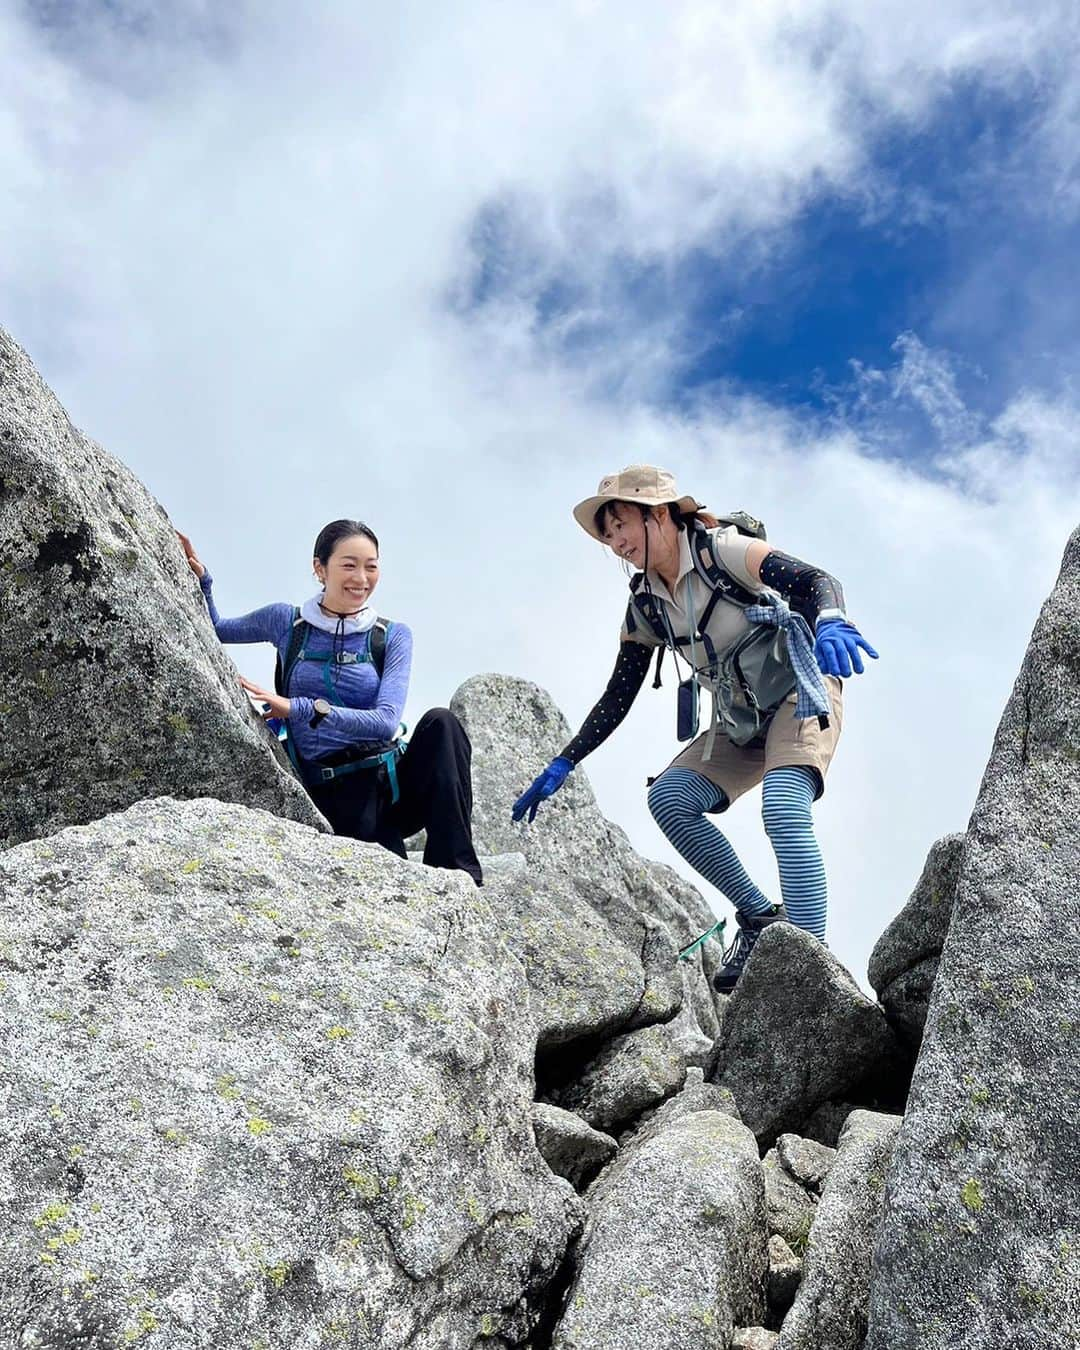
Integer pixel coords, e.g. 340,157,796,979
684,80,1068,411
2,0,1079,979
460,69,1077,448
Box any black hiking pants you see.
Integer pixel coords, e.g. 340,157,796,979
308,707,483,885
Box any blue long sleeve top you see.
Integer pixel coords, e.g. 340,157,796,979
199,572,413,763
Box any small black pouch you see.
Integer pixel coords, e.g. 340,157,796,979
677,678,700,742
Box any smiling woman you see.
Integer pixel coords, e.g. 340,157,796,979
178,520,482,884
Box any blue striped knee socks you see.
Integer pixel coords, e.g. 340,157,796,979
761,764,827,940
648,763,829,940
647,768,774,917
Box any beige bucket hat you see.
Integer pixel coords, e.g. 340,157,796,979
573,464,704,541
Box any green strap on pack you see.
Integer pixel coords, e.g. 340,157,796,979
677,919,727,963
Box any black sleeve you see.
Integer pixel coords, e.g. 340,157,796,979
560,641,653,765
759,550,846,628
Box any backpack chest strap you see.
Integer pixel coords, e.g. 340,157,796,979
629,579,721,677
296,649,372,666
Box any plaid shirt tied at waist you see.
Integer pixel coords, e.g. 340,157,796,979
744,594,831,722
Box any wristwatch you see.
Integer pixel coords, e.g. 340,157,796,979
309,698,332,728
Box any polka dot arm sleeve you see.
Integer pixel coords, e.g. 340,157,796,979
758,550,846,629
560,640,654,766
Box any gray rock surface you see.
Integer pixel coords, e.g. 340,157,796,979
873,957,941,1046
717,924,908,1146
778,1110,900,1350
665,960,717,1067
731,1332,779,1350
584,1068,741,1211
762,1134,835,1261
531,1104,617,1192
763,1150,817,1255
0,327,323,849
552,1022,687,1133
482,844,645,1051
767,1235,802,1318
0,797,582,1349
451,675,723,1048
868,833,965,1046
866,528,1080,1349
553,1111,767,1349
613,1068,740,1157
776,1133,834,1194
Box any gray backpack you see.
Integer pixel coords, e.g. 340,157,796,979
625,515,797,746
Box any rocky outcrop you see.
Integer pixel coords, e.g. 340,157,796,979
764,1154,816,1256
777,1110,900,1350
553,1111,767,1349
868,833,965,1046
481,849,649,1051
775,1133,835,1194
0,797,581,1349
761,1129,837,1315
732,1331,779,1350
715,924,909,1146
451,675,722,1051
0,328,322,850
865,528,1080,1350
550,1022,687,1133
531,1105,617,1191
612,1068,741,1163
5,327,1079,1350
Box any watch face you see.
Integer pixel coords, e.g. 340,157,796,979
314,698,332,716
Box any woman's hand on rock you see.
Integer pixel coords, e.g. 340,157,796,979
177,531,206,579
238,675,291,720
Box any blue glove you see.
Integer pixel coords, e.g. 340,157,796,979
512,756,573,823
814,619,879,678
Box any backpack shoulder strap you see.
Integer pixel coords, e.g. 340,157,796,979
370,617,392,678
689,523,762,612
627,576,677,687
626,574,669,646
275,607,307,696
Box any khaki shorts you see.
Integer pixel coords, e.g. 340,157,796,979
664,676,844,807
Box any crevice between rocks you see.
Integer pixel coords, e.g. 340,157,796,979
519,1233,580,1350
532,915,688,1102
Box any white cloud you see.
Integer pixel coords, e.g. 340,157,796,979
2,0,1079,984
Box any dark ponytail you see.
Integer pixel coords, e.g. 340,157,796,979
312,519,379,564
667,502,719,531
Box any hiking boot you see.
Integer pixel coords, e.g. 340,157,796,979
711,903,789,995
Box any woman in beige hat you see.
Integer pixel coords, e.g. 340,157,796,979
512,465,877,992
